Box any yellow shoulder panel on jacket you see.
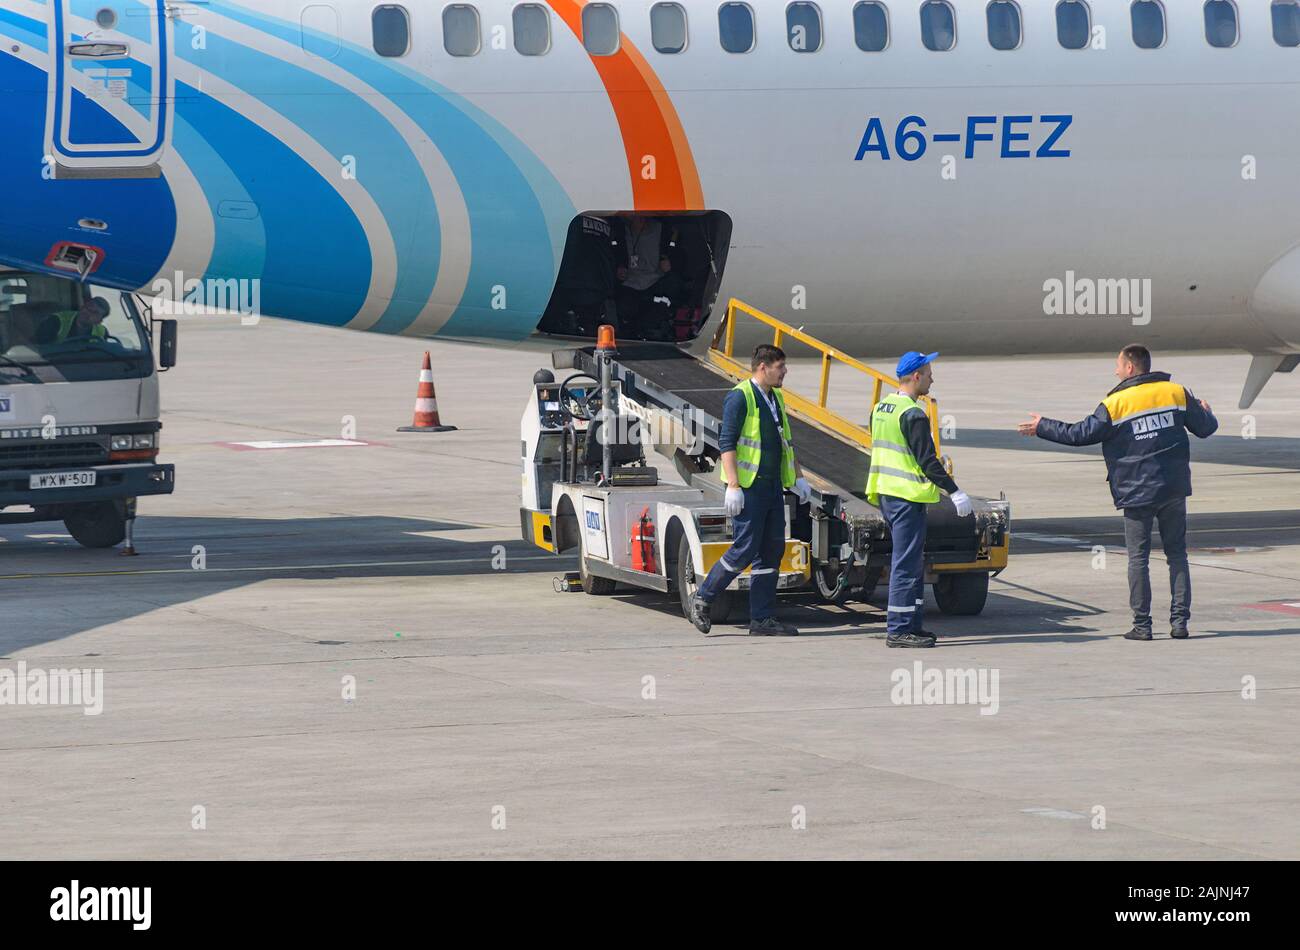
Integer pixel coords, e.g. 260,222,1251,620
1103,381,1187,425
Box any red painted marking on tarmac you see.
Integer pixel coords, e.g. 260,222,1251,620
1245,601,1300,616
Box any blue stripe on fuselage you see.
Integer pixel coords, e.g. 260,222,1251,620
169,105,267,286
0,8,48,54
0,49,175,287
173,25,437,333
172,81,371,326
207,0,574,340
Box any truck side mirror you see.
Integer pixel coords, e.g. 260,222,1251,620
158,319,178,369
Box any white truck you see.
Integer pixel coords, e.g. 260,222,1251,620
0,268,177,550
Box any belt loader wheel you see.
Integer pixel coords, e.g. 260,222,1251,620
815,564,883,605
579,553,617,595
934,571,990,616
857,566,884,603
814,563,851,604
676,534,733,624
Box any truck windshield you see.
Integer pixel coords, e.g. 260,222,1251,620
0,274,146,366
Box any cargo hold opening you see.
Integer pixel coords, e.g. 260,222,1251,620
538,211,732,344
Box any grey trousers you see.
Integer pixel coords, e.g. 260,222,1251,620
1122,496,1191,632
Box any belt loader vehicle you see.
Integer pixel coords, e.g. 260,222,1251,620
521,300,1010,623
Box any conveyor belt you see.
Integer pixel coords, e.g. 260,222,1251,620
599,344,874,496
574,344,970,539
577,343,925,504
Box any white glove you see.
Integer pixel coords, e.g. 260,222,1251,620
950,490,973,517
725,487,745,517
792,477,813,504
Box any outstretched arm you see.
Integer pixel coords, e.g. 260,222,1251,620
1183,389,1219,439
1020,404,1113,446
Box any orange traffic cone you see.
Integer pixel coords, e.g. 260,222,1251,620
397,352,457,433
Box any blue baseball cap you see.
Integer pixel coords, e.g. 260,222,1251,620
896,351,939,378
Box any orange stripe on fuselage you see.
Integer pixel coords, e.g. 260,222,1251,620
546,0,704,211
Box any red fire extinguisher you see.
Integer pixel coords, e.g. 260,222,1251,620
632,506,658,573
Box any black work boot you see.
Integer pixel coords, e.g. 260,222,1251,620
689,594,712,635
749,617,799,636
887,632,936,648
1124,627,1154,641
1170,624,1190,639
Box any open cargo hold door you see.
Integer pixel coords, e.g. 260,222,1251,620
538,211,732,344
46,0,173,179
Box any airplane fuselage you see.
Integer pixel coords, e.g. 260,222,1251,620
1,0,1299,373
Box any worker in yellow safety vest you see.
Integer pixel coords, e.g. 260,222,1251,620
688,344,813,637
866,351,972,649
39,297,111,345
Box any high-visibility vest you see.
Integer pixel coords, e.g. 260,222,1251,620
866,393,940,506
48,311,107,343
724,381,797,489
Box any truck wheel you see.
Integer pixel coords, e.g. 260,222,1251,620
934,571,990,616
676,534,733,624
578,552,617,595
63,501,126,549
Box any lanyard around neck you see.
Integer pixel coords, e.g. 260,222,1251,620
754,383,782,429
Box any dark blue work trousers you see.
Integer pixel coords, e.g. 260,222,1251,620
881,495,927,636
698,476,786,621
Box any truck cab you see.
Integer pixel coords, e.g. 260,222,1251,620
0,269,176,549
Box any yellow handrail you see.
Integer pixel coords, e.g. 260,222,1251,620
707,298,943,458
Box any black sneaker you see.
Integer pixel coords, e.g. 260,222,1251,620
1171,625,1190,639
689,594,712,635
1124,627,1153,641
887,632,936,648
749,617,799,636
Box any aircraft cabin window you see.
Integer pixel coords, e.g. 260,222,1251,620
1204,1,1238,48
651,3,688,53
1056,0,1091,49
719,3,756,53
513,4,551,55
582,2,620,56
443,4,481,56
787,2,823,52
372,5,410,57
987,1,1021,50
853,1,890,52
1131,1,1166,50
1276,0,1300,46
920,1,957,52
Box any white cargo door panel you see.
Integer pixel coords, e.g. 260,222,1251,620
581,496,609,560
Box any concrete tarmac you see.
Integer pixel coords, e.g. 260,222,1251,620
1,315,1297,859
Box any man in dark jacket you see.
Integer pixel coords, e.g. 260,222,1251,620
612,216,683,340
1018,345,1218,640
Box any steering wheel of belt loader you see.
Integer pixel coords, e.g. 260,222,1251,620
559,373,603,422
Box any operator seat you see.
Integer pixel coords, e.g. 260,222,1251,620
582,416,658,486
